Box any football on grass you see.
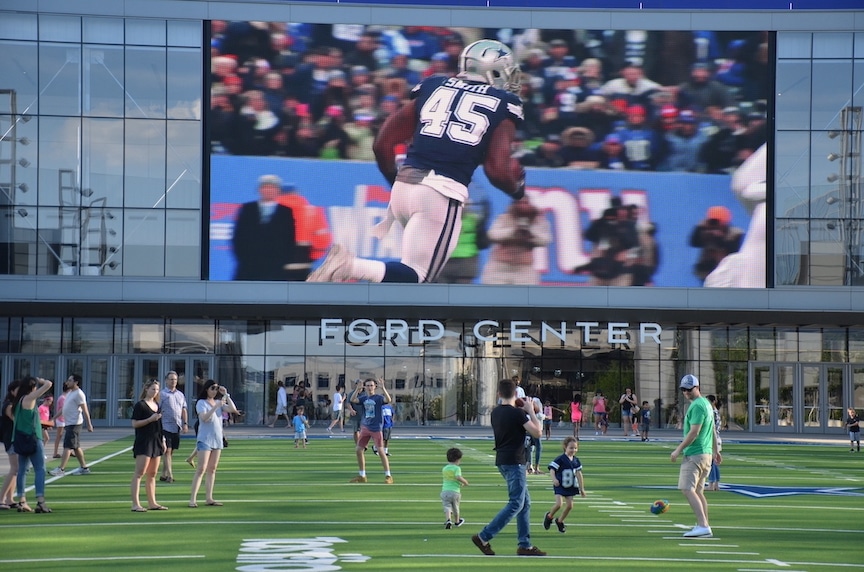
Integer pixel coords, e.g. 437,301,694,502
650,499,670,514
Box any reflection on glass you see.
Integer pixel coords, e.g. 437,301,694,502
827,366,844,427
166,120,202,208
124,46,166,118
39,43,81,116
777,365,794,427
84,45,125,117
802,365,820,428
754,365,771,426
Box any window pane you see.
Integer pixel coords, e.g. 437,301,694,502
0,41,39,115
775,60,811,130
775,218,807,285
125,46,166,118
168,20,202,48
126,19,166,46
777,32,811,59
165,209,200,277
0,113,37,207
116,319,165,353
810,131,844,220
83,118,124,208
125,118,166,208
166,120,202,208
36,205,71,275
83,17,124,44
0,13,36,41
122,208,165,275
852,60,864,112
69,318,114,353
813,33,853,58
39,43,81,116
811,60,853,131
774,130,809,218
808,219,845,286
166,320,214,354
167,48,202,120
39,15,81,43
21,318,62,353
38,116,78,208
84,45,124,117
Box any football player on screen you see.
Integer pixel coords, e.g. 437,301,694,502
307,39,526,283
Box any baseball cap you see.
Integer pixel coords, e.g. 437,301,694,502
661,104,679,118
431,52,449,62
604,134,622,144
679,374,699,390
351,65,369,75
678,109,697,123
706,205,732,225
627,105,646,116
258,174,282,187
549,39,568,48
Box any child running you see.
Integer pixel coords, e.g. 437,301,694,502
543,436,586,533
441,447,469,529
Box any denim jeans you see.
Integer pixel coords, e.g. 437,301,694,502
530,436,542,467
479,463,532,548
16,439,46,498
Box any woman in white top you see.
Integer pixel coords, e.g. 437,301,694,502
188,379,239,508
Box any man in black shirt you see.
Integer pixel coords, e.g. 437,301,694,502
472,379,545,557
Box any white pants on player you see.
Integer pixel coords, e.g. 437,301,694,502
388,180,463,283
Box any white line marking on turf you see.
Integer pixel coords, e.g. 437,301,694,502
698,551,760,555
0,555,204,564
766,559,791,566
683,544,740,547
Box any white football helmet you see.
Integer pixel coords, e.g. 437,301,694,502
457,39,521,94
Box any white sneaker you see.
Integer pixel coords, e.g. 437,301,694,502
49,467,65,476
683,525,712,538
306,244,352,282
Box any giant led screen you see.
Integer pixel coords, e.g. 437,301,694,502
208,24,770,288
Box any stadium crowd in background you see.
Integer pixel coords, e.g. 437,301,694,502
210,23,768,175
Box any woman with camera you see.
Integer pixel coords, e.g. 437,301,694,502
188,379,239,508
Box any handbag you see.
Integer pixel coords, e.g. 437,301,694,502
14,430,38,456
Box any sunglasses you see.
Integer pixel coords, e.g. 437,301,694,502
208,385,220,391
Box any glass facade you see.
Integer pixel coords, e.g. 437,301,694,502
1,316,863,432
775,32,864,286
0,14,202,277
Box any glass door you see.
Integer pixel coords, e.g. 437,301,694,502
115,357,161,422
750,362,796,432
167,356,213,419
66,357,109,426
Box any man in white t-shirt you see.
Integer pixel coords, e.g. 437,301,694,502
269,380,290,428
50,374,94,476
327,385,345,433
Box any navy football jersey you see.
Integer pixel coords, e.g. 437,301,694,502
404,75,524,187
548,453,582,496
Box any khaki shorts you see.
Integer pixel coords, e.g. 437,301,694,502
678,454,712,491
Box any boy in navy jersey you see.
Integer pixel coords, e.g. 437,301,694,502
543,436,586,533
309,39,527,284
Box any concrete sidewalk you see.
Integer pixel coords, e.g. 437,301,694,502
1,424,849,475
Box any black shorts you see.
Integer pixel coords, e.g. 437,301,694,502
64,424,82,450
162,430,180,450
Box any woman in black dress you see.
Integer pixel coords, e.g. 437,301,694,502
130,380,166,512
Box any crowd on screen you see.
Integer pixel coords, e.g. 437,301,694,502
209,23,768,175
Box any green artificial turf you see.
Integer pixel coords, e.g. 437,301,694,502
1,435,861,571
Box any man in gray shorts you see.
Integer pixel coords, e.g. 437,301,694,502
50,374,94,476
